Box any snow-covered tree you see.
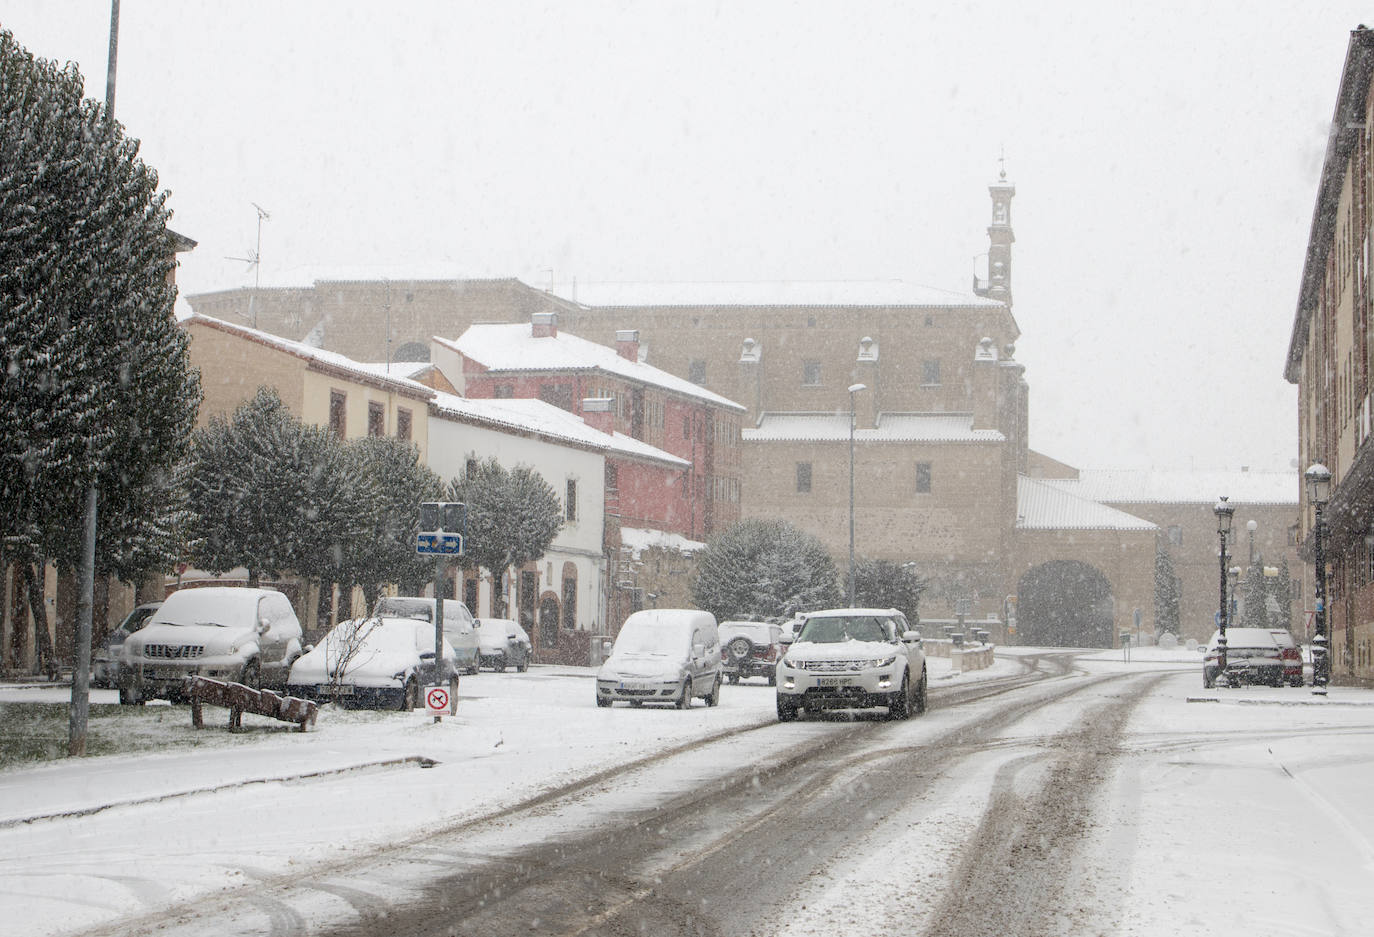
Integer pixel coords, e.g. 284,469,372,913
852,558,925,623
691,518,841,622
448,458,562,618
1242,561,1268,628
187,388,375,587
337,435,444,606
1,30,200,670
1154,547,1181,636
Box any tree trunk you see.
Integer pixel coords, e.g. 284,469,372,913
23,559,57,679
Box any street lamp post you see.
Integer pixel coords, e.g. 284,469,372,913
847,383,866,607
1214,497,1235,685
1305,463,1332,693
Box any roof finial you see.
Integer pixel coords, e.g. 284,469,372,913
998,146,1007,182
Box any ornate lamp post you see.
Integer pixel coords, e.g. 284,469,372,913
847,383,867,607
1305,463,1332,693
1214,497,1235,684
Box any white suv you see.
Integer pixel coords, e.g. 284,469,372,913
775,608,926,721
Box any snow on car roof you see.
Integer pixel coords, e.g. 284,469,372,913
150,587,278,625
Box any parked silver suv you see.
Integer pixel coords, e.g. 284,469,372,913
775,608,926,721
119,587,303,704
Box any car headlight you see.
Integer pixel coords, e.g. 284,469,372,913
392,671,406,682
873,656,897,668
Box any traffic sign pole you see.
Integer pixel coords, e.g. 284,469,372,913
433,555,444,722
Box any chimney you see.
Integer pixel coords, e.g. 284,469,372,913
615,329,640,361
532,312,558,338
582,397,615,435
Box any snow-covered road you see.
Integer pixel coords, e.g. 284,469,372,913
1,649,1371,937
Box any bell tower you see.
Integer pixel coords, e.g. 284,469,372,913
974,158,1015,309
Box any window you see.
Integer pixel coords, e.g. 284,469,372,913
329,390,346,437
1167,525,1183,545
396,407,412,441
565,479,577,521
922,360,941,385
802,360,822,386
494,383,514,399
562,574,577,629
688,359,707,385
538,383,573,411
367,401,385,437
915,462,932,493
796,462,812,493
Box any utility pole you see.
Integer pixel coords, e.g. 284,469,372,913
73,0,122,756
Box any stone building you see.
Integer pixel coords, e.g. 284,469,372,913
186,173,1297,646
1285,25,1374,681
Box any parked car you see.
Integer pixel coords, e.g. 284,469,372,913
476,618,532,672
92,602,161,688
595,609,722,709
118,587,303,704
719,620,783,684
372,596,480,674
1202,627,1284,687
1268,629,1304,687
287,616,457,709
775,608,926,721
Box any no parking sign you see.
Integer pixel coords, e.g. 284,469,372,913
425,685,453,716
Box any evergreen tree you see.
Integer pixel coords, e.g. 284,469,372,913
187,388,375,586
448,458,562,617
852,558,925,623
338,435,444,607
1154,547,1182,636
1270,556,1295,630
1242,562,1268,628
1,31,200,669
690,518,842,622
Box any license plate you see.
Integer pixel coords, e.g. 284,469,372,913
151,666,183,680
619,681,654,691
318,684,353,695
817,676,852,687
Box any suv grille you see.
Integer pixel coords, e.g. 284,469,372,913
794,659,871,672
143,644,204,659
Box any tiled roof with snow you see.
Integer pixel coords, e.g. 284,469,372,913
1017,477,1158,531
552,280,1006,309
428,392,689,468
440,325,746,412
183,314,435,399
1040,469,1298,506
743,412,1005,443
619,526,706,558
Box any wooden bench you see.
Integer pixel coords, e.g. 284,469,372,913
187,675,318,732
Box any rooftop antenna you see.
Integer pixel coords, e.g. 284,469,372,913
225,203,271,327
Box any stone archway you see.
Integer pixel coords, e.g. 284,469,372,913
1017,560,1114,648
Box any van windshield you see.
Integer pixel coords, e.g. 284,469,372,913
614,622,689,655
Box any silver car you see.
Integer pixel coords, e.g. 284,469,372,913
92,602,161,688
775,608,927,721
596,610,723,709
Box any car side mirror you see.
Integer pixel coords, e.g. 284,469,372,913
693,642,705,657
780,633,794,645
902,630,922,644
420,651,435,660
302,644,314,654
257,618,271,634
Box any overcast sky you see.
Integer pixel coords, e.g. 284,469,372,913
5,2,1369,473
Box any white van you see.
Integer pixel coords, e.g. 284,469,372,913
372,596,480,674
118,587,303,704
595,609,722,709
